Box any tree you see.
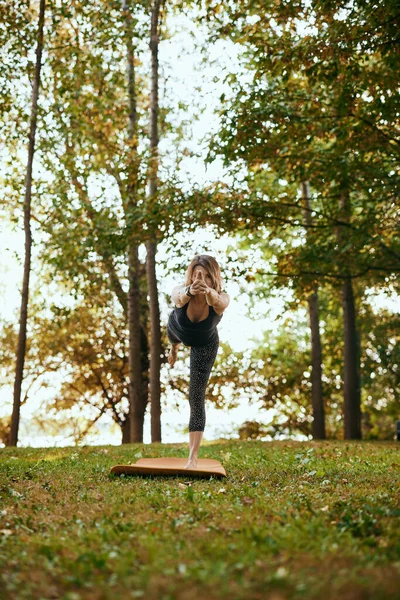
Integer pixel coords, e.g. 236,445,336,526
146,0,164,443
301,181,325,439
9,0,46,446
121,0,147,443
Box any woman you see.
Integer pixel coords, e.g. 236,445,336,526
167,255,230,470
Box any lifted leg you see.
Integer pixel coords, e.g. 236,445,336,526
168,342,181,367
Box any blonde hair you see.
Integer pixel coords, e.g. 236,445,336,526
184,255,224,294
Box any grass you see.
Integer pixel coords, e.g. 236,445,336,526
0,439,399,599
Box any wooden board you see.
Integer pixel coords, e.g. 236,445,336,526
110,457,226,478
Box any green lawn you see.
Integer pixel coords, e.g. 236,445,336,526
0,440,399,599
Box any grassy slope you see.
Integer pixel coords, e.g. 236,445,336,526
0,440,399,600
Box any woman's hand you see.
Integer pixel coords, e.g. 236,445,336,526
190,270,211,295
190,271,218,306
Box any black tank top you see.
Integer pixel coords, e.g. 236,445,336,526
167,301,223,347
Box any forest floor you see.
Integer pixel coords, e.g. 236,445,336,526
0,439,399,599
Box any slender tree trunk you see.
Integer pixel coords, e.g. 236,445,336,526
301,181,325,439
337,191,362,439
122,0,145,442
9,0,46,447
121,416,131,443
342,276,361,438
121,325,150,443
127,245,145,441
146,0,163,443
307,291,325,437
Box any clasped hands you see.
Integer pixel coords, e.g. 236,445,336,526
189,271,218,305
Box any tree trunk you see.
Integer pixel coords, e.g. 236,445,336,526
121,415,131,444
341,275,362,438
127,245,146,441
9,0,46,447
307,291,325,438
301,181,325,439
120,324,149,443
117,326,149,444
337,192,362,439
146,0,163,443
123,0,145,443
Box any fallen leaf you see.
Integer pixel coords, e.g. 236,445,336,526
275,566,288,579
255,559,265,567
241,496,254,505
178,563,187,574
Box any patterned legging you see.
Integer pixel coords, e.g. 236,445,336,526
167,328,219,432
188,335,219,432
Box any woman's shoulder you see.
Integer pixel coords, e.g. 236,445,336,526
173,301,188,310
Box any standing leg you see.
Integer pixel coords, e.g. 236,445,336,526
185,335,219,469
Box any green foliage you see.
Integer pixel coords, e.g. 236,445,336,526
196,0,399,288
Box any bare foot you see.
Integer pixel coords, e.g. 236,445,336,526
168,345,179,367
184,458,198,469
